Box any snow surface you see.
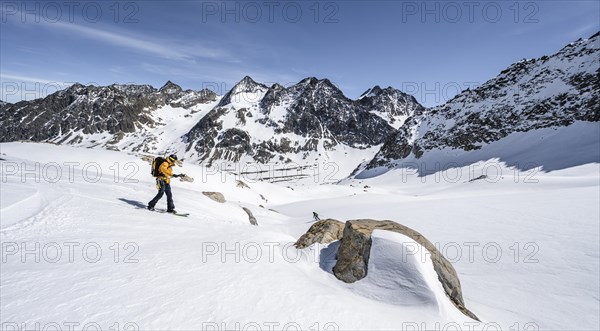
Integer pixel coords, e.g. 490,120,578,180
1,142,598,330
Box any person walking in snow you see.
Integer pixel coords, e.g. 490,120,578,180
148,154,181,213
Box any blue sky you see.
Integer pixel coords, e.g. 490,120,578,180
1,0,598,106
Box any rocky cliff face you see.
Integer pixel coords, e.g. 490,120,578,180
366,32,599,170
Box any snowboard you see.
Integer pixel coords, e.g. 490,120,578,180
167,211,189,217
146,208,189,217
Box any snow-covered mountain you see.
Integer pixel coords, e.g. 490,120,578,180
358,85,425,129
183,76,415,170
360,32,599,176
0,81,218,152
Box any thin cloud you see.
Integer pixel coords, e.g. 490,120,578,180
570,23,600,38
3,8,236,63
48,20,233,62
0,73,72,103
0,73,66,85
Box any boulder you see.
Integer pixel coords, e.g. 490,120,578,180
202,191,225,203
294,219,345,249
333,219,479,321
242,207,258,226
332,220,373,282
295,218,479,321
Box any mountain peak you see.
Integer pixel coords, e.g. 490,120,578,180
159,80,183,94
297,77,339,90
217,76,268,107
298,77,319,86
319,78,337,88
270,83,285,90
61,83,87,96
231,76,267,92
359,85,384,99
69,82,86,90
240,75,256,84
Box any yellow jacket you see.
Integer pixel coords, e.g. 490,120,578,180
158,159,174,184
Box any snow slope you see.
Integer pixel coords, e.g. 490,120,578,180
1,142,598,330
358,120,600,178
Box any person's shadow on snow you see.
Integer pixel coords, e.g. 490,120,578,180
118,198,147,209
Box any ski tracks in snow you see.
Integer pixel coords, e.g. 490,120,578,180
1,182,76,239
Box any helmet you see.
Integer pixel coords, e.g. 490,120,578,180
167,154,178,163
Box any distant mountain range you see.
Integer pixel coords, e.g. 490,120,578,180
1,32,598,180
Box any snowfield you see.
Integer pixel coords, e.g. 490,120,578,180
1,142,598,330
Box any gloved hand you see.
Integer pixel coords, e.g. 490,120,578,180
173,174,181,178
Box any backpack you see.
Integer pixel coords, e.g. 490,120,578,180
151,157,166,177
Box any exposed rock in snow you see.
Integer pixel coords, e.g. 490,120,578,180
202,191,226,203
241,207,258,226
236,180,250,189
294,219,345,248
331,219,479,321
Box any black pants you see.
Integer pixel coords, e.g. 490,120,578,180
148,179,175,211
